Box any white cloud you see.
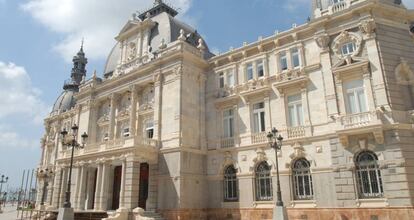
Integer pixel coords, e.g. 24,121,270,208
21,0,193,62
0,61,49,124
0,128,38,149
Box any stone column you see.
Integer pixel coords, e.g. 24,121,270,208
129,85,138,137
146,164,158,211
278,91,288,128
99,163,110,211
51,169,62,208
76,166,87,210
264,54,270,77
123,158,140,209
264,97,272,131
363,70,376,111
153,72,163,141
119,159,127,208
109,94,117,140
137,32,143,58
45,176,54,207
316,33,339,116
94,163,103,210
87,100,98,144
73,166,82,210
301,87,311,126
59,168,68,208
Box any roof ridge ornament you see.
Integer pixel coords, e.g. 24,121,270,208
154,0,163,6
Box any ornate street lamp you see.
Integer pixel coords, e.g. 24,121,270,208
267,128,288,220
0,175,8,213
57,124,87,220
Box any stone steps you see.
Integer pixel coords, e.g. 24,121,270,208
139,211,165,220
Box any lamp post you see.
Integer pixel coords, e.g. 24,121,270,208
267,128,288,220
0,175,8,213
57,124,88,220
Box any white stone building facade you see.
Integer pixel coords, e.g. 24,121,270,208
36,0,414,219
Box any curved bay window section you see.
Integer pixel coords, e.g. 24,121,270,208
292,158,314,200
255,161,273,201
223,165,238,202
355,151,384,199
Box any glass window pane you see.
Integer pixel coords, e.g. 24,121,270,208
357,90,367,112
247,64,254,80
347,92,357,114
297,104,304,126
291,48,300,68
288,105,296,127
219,73,224,88
257,61,264,77
253,113,259,133
260,112,265,132
280,52,288,70
227,72,234,87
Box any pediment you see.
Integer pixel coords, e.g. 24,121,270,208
332,58,370,81
118,20,141,36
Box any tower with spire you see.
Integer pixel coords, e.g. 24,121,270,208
64,42,88,90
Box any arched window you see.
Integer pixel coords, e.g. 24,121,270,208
292,158,313,200
223,165,238,201
255,161,272,201
355,151,384,198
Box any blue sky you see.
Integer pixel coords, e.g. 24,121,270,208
0,0,413,187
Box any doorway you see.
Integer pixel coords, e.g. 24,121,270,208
138,163,149,209
112,166,122,210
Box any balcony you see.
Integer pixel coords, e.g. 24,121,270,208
273,69,309,92
336,111,384,147
338,111,381,130
61,136,159,158
287,126,306,139
251,132,268,144
220,137,236,149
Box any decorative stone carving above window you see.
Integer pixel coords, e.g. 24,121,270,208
97,114,110,125
289,142,307,160
127,42,137,61
315,33,330,51
359,19,376,38
332,31,363,59
273,68,309,93
395,57,414,85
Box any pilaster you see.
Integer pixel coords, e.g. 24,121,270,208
94,163,103,210
123,158,140,209
129,85,138,137
98,162,110,210
51,168,62,208
109,94,117,140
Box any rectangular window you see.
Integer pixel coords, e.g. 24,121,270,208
257,60,264,78
341,42,355,56
219,73,225,88
280,52,288,71
227,70,235,87
345,80,367,114
253,102,266,133
246,63,254,81
145,120,154,139
123,127,130,137
291,48,300,68
288,94,304,127
223,109,234,138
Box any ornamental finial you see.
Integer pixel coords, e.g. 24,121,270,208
154,0,163,6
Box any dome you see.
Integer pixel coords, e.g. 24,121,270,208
51,89,77,114
103,12,212,76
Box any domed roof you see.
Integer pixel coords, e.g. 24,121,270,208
103,11,212,76
51,89,76,114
